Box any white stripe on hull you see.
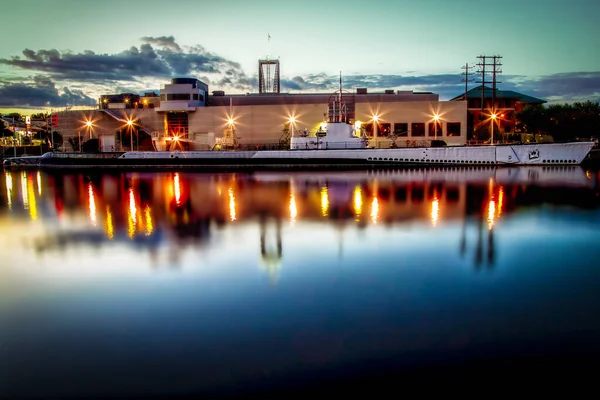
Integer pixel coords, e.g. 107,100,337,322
118,142,593,166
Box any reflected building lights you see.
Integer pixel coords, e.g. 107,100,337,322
371,197,379,224
431,197,439,226
144,205,153,236
488,199,496,230
289,194,297,222
27,177,37,221
320,187,329,217
174,173,181,206
21,172,28,209
128,188,137,239
5,173,12,210
353,186,363,219
37,171,42,196
105,206,114,239
228,187,236,221
498,187,504,217
88,183,97,226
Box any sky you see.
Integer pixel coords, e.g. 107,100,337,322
0,0,599,114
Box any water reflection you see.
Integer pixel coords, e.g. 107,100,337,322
2,167,600,397
0,167,599,271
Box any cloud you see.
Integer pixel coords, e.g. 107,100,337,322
502,72,600,103
1,36,599,108
0,36,245,83
0,75,95,107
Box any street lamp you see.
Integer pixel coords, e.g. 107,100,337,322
127,119,134,151
372,115,379,148
288,116,296,137
433,114,440,140
491,113,497,145
85,120,93,139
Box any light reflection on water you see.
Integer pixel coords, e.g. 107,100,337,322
1,167,600,396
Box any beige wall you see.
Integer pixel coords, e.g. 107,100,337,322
56,100,467,149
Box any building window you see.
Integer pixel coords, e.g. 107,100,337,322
447,122,461,136
394,123,408,137
428,122,443,137
160,94,165,101
167,93,191,101
192,94,199,101
411,123,425,137
379,123,391,137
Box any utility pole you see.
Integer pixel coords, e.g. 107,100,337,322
476,55,503,142
461,63,475,100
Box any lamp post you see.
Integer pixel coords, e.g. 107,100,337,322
127,120,133,151
372,115,379,149
491,113,496,145
289,116,295,137
86,120,93,140
433,114,440,140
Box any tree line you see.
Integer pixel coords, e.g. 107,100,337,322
516,100,600,141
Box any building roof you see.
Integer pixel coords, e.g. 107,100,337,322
449,85,546,104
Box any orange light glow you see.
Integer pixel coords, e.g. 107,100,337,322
497,187,504,217
174,173,181,206
105,206,114,240
431,197,439,226
128,187,137,239
27,176,37,221
371,197,379,224
88,183,97,226
5,173,12,210
320,187,329,217
228,187,236,221
144,205,153,236
289,194,297,222
353,186,363,219
487,200,496,230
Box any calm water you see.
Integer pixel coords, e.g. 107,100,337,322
1,167,600,396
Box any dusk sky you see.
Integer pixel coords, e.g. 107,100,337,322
0,0,599,113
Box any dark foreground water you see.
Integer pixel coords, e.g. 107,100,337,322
1,167,600,397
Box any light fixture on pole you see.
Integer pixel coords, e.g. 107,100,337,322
289,116,296,137
372,115,379,149
433,114,440,140
491,113,496,145
127,119,134,151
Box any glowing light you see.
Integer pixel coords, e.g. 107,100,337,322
487,200,496,230
353,186,363,219
289,116,296,124
105,206,114,239
126,119,133,126
320,122,327,131
491,113,497,120
227,118,235,125
128,188,137,239
228,187,236,221
36,171,42,196
21,172,28,210
320,186,329,217
433,114,440,121
586,171,592,179
85,121,93,128
27,177,37,221
88,183,97,226
371,197,379,224
5,173,12,210
174,173,181,206
173,136,179,141
431,197,439,226
289,194,297,222
372,115,379,122
144,205,153,236
498,187,504,217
